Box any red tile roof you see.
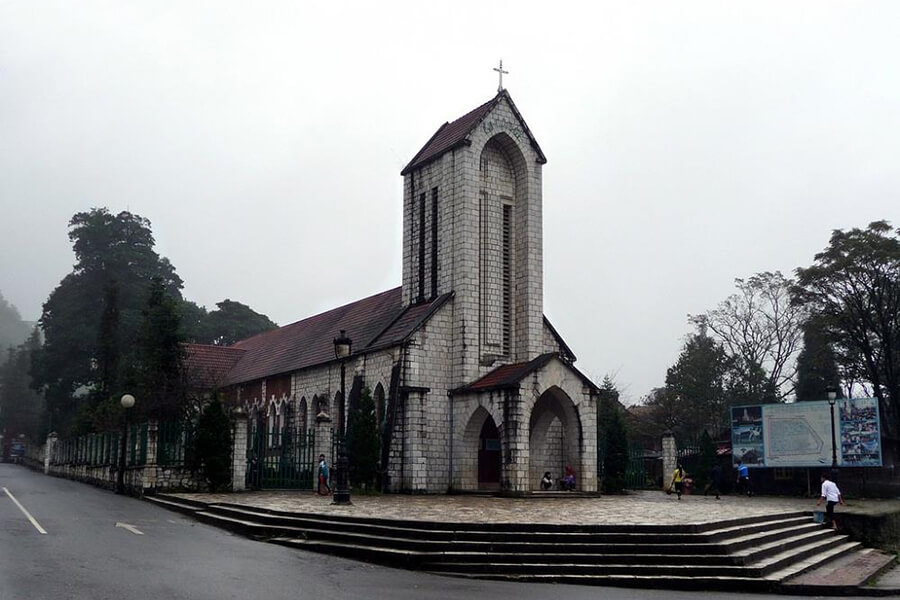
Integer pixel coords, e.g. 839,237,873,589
450,352,599,395
400,90,547,175
223,288,450,386
183,343,246,389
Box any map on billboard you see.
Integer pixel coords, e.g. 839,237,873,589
731,398,882,468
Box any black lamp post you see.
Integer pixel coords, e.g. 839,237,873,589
332,330,352,505
116,393,135,495
827,387,838,470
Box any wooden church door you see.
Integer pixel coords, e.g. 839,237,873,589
478,418,501,490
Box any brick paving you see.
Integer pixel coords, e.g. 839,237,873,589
172,489,839,525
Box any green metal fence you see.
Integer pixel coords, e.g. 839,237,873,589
247,415,316,490
158,421,194,467
55,432,120,466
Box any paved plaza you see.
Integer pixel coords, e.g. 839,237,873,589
171,489,900,526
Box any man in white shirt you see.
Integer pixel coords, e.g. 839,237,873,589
816,472,844,530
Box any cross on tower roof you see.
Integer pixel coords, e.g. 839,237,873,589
493,60,508,92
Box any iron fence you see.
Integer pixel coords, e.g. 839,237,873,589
158,421,194,467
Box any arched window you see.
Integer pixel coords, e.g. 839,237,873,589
299,397,308,433
374,383,386,431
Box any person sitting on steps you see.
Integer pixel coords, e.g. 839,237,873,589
540,471,553,490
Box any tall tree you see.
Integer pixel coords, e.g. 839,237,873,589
664,331,731,436
793,220,900,440
795,316,842,402
200,299,277,346
130,277,186,422
32,209,183,434
0,328,44,442
599,391,629,493
0,291,30,352
192,396,233,492
692,271,805,403
347,385,380,491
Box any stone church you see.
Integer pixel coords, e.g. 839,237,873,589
190,89,601,494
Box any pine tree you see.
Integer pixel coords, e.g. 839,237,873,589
347,386,380,491
193,397,233,492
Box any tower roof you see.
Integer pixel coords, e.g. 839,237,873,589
401,90,547,175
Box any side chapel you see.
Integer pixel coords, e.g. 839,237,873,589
190,88,601,493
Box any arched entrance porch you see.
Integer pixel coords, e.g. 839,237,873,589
528,386,582,490
461,406,502,491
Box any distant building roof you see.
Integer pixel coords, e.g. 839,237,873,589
183,343,246,389
401,90,547,175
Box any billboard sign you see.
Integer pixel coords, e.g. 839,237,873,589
731,398,882,468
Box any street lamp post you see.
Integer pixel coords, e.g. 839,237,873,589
332,330,352,505
116,393,136,495
827,387,838,470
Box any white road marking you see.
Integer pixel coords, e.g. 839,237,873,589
115,522,144,535
2,487,48,535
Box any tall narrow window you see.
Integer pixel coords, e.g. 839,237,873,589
479,191,487,351
431,188,438,299
502,203,512,355
418,192,426,302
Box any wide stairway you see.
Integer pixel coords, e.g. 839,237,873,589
146,494,892,593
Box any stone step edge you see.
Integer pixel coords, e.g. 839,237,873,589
194,508,846,569
735,529,845,563
779,548,897,589
174,495,807,534
429,571,778,592
204,501,812,545
196,511,790,561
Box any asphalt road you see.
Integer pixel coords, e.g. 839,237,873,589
0,464,874,600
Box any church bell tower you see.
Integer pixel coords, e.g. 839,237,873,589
400,89,548,386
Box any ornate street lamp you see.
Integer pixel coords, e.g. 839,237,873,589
827,387,838,470
332,330,352,505
116,393,136,495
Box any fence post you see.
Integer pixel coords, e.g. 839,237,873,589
314,411,333,490
231,410,249,492
142,420,158,492
44,432,58,474
662,432,677,490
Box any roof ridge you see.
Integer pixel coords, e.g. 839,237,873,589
232,286,401,348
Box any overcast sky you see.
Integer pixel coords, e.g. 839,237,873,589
1,2,898,404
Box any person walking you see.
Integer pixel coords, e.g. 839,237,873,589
671,464,687,500
705,463,723,500
816,473,844,530
317,454,332,495
736,459,751,497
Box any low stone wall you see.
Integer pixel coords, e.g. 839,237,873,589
40,421,218,496
43,461,205,495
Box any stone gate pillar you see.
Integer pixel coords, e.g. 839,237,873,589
44,432,58,475
662,432,677,490
231,410,249,492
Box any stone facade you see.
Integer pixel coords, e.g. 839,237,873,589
220,91,600,495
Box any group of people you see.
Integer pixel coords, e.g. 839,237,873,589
669,462,845,529
540,466,577,491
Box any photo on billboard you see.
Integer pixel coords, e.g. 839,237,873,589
839,397,882,467
731,406,764,466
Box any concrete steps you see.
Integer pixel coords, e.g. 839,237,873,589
146,494,888,594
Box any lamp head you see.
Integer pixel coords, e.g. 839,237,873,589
826,386,838,405
120,393,136,409
333,330,352,360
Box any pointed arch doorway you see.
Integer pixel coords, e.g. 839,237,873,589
478,417,502,490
